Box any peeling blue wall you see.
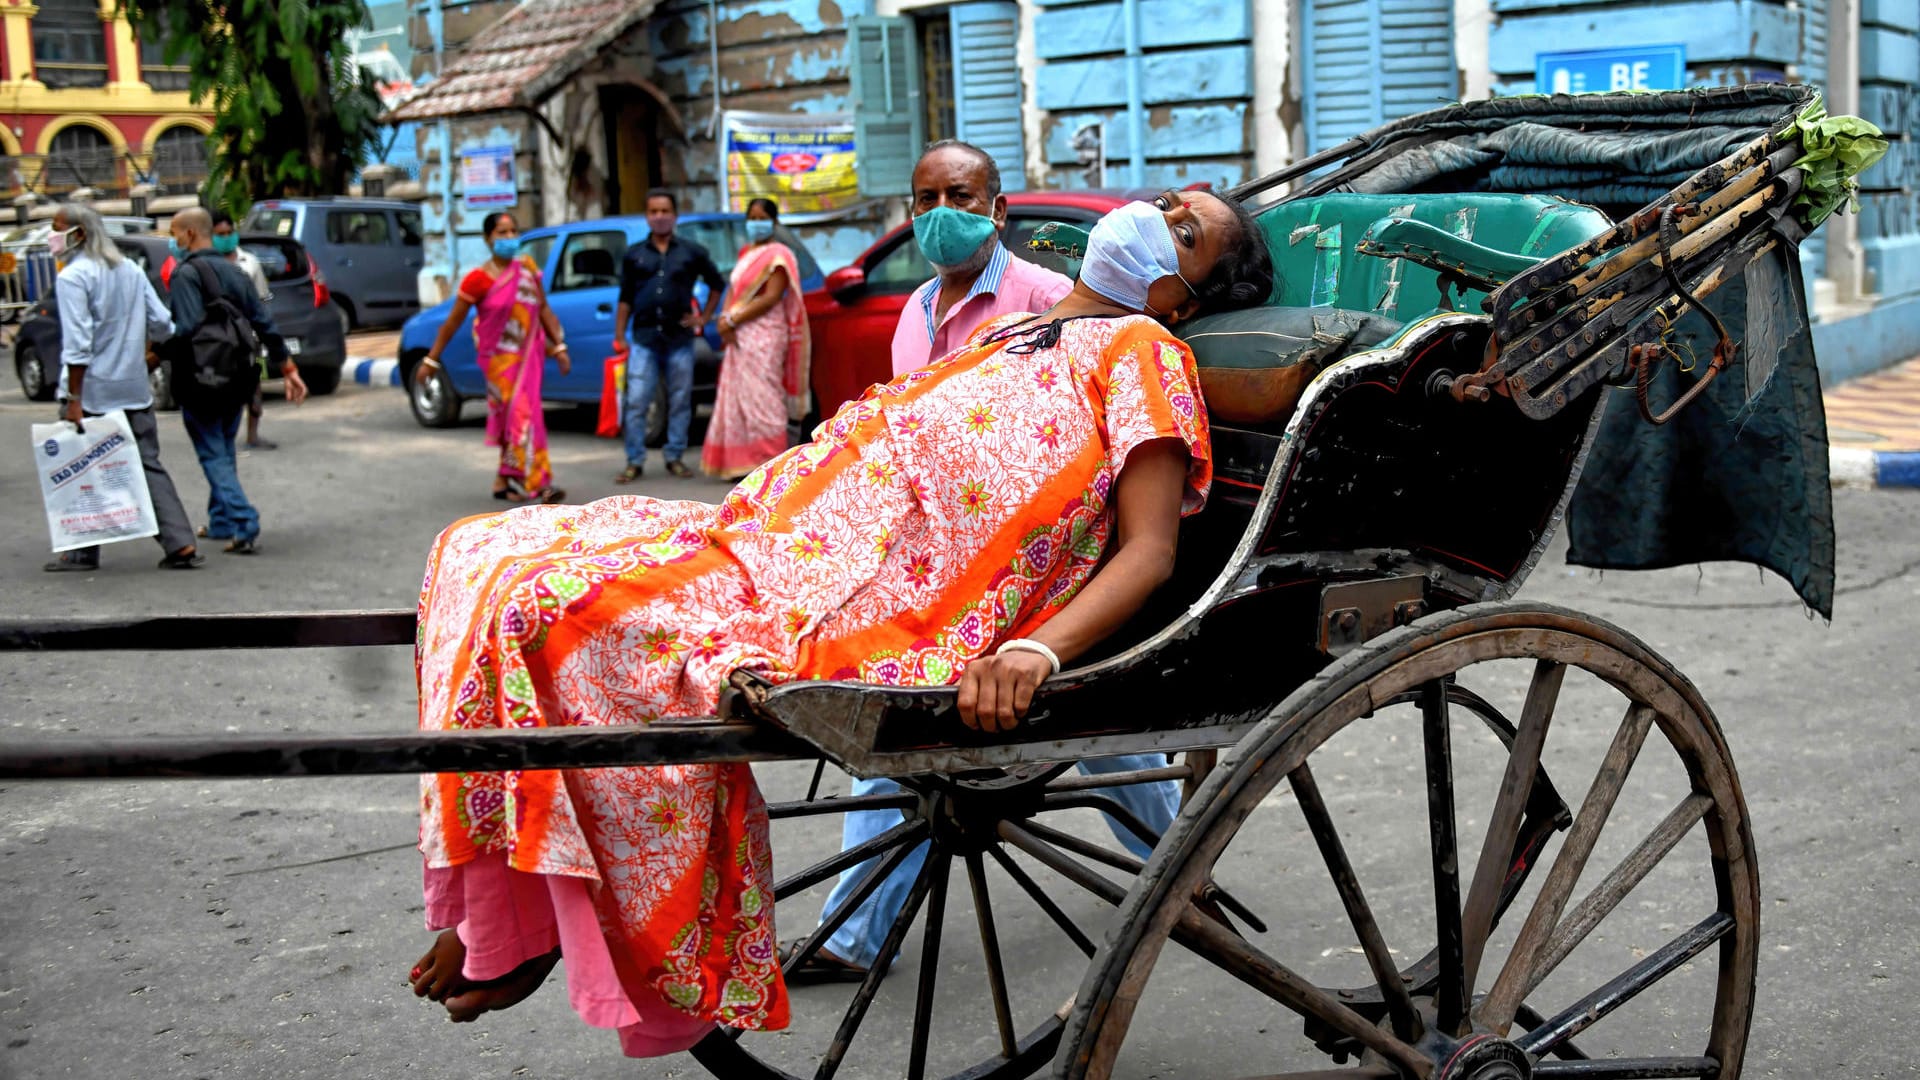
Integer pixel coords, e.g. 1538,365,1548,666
650,0,884,269
1032,0,1256,191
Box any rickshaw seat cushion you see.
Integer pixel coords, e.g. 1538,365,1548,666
1177,306,1404,423
1253,192,1612,322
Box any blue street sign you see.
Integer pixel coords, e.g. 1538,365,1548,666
1536,45,1687,95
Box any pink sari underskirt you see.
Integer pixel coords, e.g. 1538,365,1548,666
424,853,715,1057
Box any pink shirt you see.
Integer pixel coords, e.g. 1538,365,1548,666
890,243,1075,376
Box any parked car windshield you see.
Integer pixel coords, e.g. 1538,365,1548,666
244,208,300,238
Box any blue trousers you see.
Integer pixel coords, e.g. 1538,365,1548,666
623,338,696,468
816,755,1181,966
181,404,259,542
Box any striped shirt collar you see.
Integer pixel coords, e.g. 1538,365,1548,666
920,242,1012,344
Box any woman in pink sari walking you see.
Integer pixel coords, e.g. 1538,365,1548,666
702,199,811,480
418,211,573,503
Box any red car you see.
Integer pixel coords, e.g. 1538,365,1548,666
803,191,1134,420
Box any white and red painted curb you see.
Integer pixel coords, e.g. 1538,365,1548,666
1831,448,1920,489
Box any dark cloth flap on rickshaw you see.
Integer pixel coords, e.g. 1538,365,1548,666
1565,245,1837,618
1177,306,1403,424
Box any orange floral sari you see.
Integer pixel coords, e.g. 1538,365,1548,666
415,314,1210,1046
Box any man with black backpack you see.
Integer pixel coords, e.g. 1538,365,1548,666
165,206,307,555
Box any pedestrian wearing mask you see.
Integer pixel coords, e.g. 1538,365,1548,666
888,139,1075,377
788,141,1187,986
611,188,725,482
416,211,571,504
42,203,202,572
210,210,277,452
701,198,811,480
165,206,306,555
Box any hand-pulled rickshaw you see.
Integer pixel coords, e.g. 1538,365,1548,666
0,84,1882,1080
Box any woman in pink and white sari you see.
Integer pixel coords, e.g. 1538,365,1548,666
702,199,810,480
417,211,573,503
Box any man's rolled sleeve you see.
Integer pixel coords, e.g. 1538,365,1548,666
54,271,97,370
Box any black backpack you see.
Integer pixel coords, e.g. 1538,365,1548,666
183,256,262,405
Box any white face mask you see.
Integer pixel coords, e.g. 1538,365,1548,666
1079,200,1196,314
47,226,78,257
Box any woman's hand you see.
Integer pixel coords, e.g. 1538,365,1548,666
718,313,738,346
956,651,1054,733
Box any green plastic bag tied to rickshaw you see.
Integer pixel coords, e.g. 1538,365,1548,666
1783,102,1890,227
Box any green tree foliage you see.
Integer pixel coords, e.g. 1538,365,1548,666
121,0,384,214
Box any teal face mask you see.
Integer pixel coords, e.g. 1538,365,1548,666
491,237,520,260
912,206,998,270
744,219,774,243
211,233,240,255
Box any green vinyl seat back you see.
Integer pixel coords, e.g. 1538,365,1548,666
1252,192,1613,322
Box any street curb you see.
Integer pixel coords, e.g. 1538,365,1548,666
350,357,403,387
1832,447,1920,489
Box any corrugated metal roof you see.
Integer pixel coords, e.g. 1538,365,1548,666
384,0,659,123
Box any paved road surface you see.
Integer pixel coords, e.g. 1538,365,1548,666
0,376,1914,1078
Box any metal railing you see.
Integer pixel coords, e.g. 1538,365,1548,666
0,241,58,321
0,148,210,204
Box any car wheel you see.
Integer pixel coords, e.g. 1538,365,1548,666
335,297,357,335
15,339,54,401
300,364,341,396
149,358,176,411
409,358,461,428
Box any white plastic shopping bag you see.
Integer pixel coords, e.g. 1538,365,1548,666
32,409,158,552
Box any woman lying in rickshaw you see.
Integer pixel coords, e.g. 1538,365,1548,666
404,190,1276,1055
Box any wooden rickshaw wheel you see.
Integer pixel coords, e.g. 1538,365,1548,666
1057,601,1759,1080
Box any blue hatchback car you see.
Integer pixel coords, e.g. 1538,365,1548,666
399,213,823,443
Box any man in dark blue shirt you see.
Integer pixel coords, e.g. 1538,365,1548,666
166,206,304,555
611,189,724,481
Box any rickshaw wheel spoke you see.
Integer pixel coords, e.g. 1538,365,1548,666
1517,912,1734,1058
1478,704,1656,1032
985,843,1098,957
906,850,954,1080
1420,676,1471,1035
1529,792,1715,990
776,821,928,983
815,847,940,1080
1287,761,1422,1043
967,850,1021,1060
1460,659,1565,994
1057,604,1760,1080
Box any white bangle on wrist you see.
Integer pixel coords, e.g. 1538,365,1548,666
995,638,1061,677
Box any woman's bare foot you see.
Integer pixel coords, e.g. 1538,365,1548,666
443,947,561,1023
410,929,469,1002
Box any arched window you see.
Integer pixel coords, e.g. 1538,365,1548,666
151,126,208,193
44,125,117,192
32,0,109,89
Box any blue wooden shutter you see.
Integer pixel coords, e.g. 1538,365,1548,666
949,1,1027,193
849,15,925,198
1303,0,1456,154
